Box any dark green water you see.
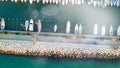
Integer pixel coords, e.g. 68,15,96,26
0,1,120,34
0,53,120,68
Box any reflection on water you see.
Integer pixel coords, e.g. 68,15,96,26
0,53,120,68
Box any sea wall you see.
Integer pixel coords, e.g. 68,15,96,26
0,39,120,59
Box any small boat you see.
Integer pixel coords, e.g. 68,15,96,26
52,0,56,4
49,0,52,4
101,25,106,36
37,20,42,33
65,0,68,5
24,0,27,3
71,0,74,5
0,18,5,30
56,0,59,4
14,0,18,2
109,25,113,36
117,1,120,7
78,0,81,5
54,24,57,33
81,0,84,4
36,0,40,3
74,0,78,5
79,24,82,35
62,0,65,5
46,0,49,4
20,0,24,2
25,20,29,31
66,20,71,34
29,19,34,31
117,26,120,36
29,0,33,4
93,24,98,35
42,0,45,4
74,24,79,35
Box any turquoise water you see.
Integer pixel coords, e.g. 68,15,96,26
0,54,120,68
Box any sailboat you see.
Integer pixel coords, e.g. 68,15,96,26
74,24,79,35
66,20,71,34
79,24,82,35
109,25,113,36
1,18,5,30
54,24,57,33
29,19,34,31
93,24,98,35
101,25,106,36
117,26,120,36
25,20,29,31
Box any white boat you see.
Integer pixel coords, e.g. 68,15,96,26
53,0,56,3
46,0,49,4
1,18,5,30
29,19,34,31
37,20,42,33
42,0,45,4
74,0,78,5
78,0,81,5
109,25,113,36
24,0,27,3
62,0,65,5
20,0,23,2
74,24,79,35
14,0,18,2
71,0,74,5
93,24,98,35
117,26,120,36
54,24,57,32
117,1,120,7
79,24,82,35
81,0,84,4
66,20,71,34
101,25,106,36
29,0,33,4
25,20,29,31
36,0,40,3
56,0,59,4
87,0,91,5
49,0,52,4
65,0,68,5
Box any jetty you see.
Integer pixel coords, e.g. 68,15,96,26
0,33,120,59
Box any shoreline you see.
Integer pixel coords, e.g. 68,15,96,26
0,39,120,59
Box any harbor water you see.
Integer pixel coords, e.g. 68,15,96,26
0,54,120,68
0,1,120,68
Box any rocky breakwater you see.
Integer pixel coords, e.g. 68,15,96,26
0,39,120,59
